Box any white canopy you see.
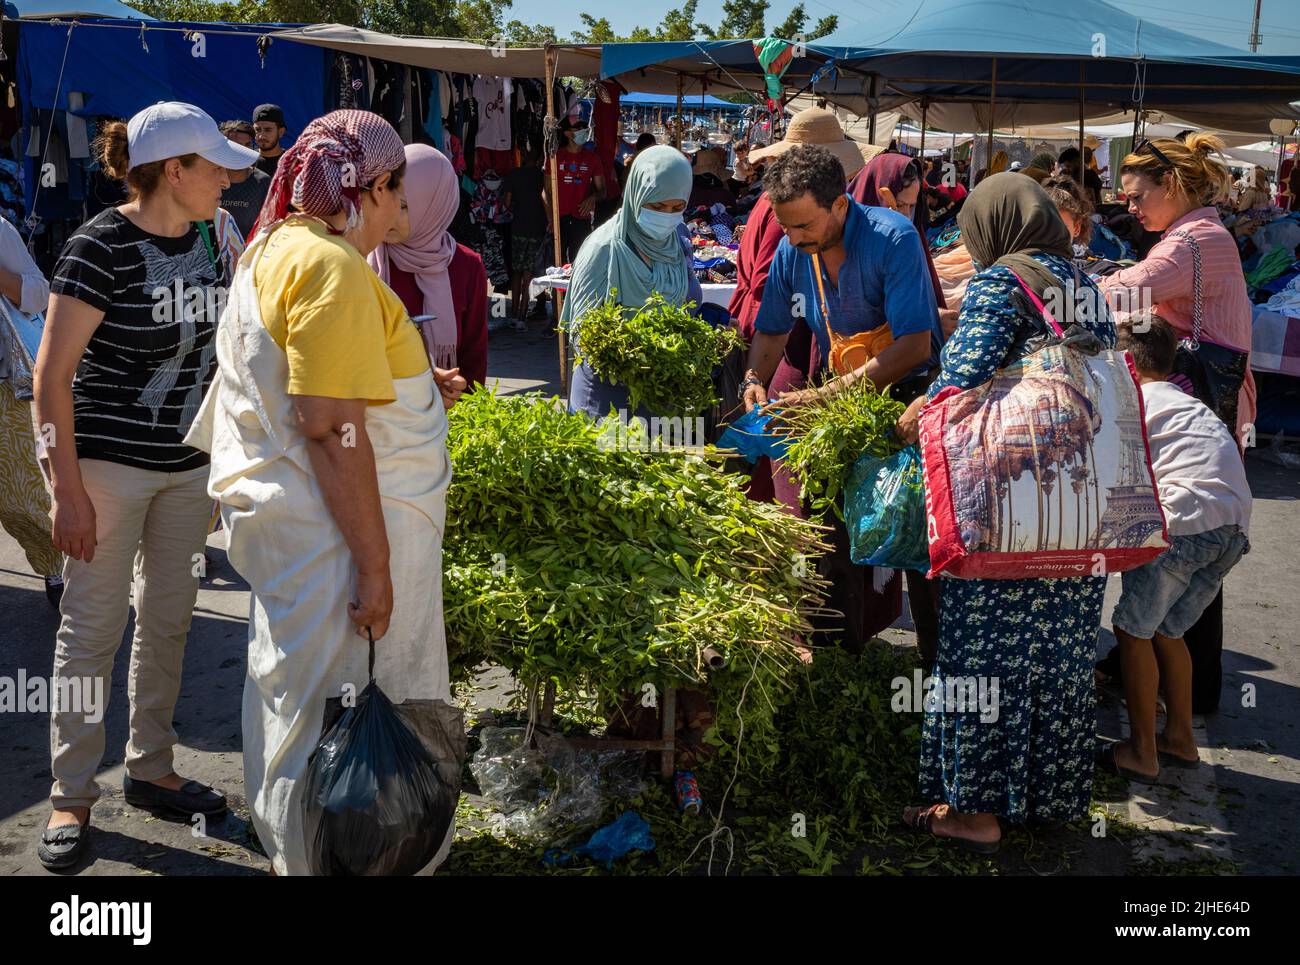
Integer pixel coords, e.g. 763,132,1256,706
270,24,603,78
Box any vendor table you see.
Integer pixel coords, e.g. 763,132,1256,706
530,275,737,309
1251,304,1300,379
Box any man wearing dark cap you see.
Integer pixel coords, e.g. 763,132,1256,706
219,119,271,238
251,104,286,178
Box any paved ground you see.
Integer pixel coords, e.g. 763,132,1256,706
1,321,1297,875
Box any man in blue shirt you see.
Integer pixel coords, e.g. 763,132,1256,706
741,144,939,412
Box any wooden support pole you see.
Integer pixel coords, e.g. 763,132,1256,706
544,45,568,396
660,686,677,779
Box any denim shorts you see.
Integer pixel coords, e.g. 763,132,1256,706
1112,524,1249,639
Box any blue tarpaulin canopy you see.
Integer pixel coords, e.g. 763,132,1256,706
621,91,740,109
18,18,328,141
599,40,866,112
17,18,329,217
4,0,149,17
808,0,1300,130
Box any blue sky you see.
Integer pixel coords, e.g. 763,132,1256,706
508,0,1300,55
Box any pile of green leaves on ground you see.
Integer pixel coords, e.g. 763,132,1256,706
442,389,832,772
573,292,744,416
444,641,1162,876
779,376,905,519
442,642,997,875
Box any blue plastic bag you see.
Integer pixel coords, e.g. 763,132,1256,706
542,811,656,868
716,407,790,464
845,445,929,571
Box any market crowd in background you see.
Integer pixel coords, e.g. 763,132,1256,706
0,84,1279,870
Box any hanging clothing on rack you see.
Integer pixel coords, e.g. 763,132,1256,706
399,66,414,143
469,172,511,288
332,52,368,110
471,75,512,151
420,69,444,150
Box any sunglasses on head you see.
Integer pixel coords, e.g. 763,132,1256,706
1136,138,1175,170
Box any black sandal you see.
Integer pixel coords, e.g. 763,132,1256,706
37,819,90,870
1096,742,1159,785
902,803,1001,855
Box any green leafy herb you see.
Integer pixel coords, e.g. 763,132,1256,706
779,377,906,519
573,292,744,416
443,389,833,772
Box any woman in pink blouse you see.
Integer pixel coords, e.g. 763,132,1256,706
1098,133,1249,716
1099,134,1254,438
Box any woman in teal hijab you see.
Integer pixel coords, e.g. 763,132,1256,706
562,144,702,418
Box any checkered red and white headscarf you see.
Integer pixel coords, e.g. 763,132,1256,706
252,110,405,238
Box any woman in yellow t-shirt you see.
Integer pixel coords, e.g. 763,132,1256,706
188,110,459,875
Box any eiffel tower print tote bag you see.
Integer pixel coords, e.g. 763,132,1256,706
919,273,1169,580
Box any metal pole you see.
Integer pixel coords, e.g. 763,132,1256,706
919,99,927,161
1279,134,1287,206
544,45,568,396
674,74,683,149
987,58,996,177
867,75,877,143
1249,0,1264,51
1079,62,1086,183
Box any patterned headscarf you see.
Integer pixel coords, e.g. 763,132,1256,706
252,110,405,238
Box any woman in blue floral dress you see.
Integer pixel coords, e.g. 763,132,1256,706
894,173,1117,851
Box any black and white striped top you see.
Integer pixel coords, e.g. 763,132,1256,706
51,208,228,471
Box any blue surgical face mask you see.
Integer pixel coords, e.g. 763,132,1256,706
571,128,591,146
637,207,684,240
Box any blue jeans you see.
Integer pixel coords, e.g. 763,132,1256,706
1112,525,1249,639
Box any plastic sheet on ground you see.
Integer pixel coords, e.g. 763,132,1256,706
470,726,646,841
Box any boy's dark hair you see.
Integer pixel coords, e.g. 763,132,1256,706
1117,311,1179,377
764,143,845,209
1041,175,1094,244
634,132,657,152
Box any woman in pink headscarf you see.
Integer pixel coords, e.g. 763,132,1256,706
369,144,489,391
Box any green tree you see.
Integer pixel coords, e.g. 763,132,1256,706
657,0,702,41
811,15,837,38
708,0,769,40
571,13,621,43
773,2,804,40
772,4,836,41
504,20,557,44
132,0,504,38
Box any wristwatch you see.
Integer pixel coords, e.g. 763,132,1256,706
739,375,763,403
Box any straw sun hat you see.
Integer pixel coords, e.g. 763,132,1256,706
748,107,880,179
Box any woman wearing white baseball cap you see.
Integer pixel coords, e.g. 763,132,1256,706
33,101,259,870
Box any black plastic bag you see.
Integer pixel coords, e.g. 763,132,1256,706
302,638,466,876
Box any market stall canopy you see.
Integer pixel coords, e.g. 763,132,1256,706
1020,118,1262,148
4,0,149,16
784,95,901,148
893,101,1300,139
622,91,740,109
1219,142,1293,171
599,40,871,115
271,23,602,77
810,0,1300,132
18,18,327,142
